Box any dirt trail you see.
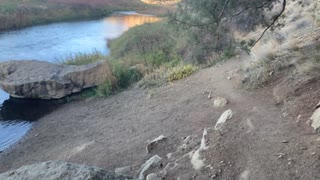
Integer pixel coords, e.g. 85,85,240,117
1,56,320,179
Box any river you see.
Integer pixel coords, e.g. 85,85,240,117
0,12,159,152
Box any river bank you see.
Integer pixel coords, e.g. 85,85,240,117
0,0,171,32
0,12,160,153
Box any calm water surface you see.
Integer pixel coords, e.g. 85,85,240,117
0,12,159,151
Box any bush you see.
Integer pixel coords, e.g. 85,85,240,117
111,61,142,88
96,81,113,97
168,64,197,82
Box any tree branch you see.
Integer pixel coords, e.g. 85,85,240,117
250,0,286,48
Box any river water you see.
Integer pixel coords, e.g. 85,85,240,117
0,12,159,152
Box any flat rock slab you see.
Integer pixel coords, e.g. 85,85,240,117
0,60,110,99
0,161,132,180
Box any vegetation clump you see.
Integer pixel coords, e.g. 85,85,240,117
168,64,197,82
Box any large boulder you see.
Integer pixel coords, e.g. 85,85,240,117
0,60,111,99
0,161,132,180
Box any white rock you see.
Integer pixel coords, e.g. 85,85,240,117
146,173,161,180
138,155,162,180
214,109,233,130
190,129,209,170
311,108,320,131
213,97,228,107
115,166,132,176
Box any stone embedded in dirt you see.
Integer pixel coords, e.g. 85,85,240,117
146,173,161,180
213,97,228,107
0,161,132,180
146,135,168,154
214,109,233,130
314,101,320,110
138,155,162,180
115,166,133,176
0,60,111,99
190,129,209,170
311,108,320,131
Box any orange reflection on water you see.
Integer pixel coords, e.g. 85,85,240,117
105,14,160,29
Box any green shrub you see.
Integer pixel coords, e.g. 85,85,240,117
96,81,113,97
168,64,197,82
111,61,142,88
222,45,236,60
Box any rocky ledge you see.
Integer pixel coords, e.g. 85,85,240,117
0,60,110,99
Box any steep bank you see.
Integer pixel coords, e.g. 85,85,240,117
1,56,320,179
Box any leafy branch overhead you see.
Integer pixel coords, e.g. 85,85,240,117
170,0,287,49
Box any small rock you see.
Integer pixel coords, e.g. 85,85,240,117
115,166,132,176
227,77,231,80
208,92,213,99
281,140,289,143
276,153,286,159
314,101,320,110
213,97,228,108
311,108,320,131
269,71,274,76
146,135,167,154
166,153,173,159
146,173,161,180
311,152,317,156
183,136,192,144
214,109,233,130
190,129,209,170
138,155,162,180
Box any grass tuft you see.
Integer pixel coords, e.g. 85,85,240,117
62,50,107,66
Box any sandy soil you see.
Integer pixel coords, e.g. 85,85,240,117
1,56,320,179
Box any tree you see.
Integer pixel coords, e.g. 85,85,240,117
170,0,287,50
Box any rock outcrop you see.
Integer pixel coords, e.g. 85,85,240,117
0,161,132,180
0,60,111,99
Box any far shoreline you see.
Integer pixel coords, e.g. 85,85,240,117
0,2,173,33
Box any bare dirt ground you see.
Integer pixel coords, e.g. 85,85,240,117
1,56,320,179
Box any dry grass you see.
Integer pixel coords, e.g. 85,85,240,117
239,0,320,88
